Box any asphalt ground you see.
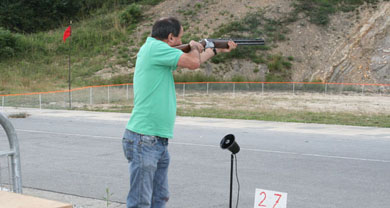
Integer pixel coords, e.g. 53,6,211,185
0,108,389,208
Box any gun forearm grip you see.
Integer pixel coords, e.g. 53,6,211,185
213,41,230,49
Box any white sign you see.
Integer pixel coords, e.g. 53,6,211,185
254,188,288,208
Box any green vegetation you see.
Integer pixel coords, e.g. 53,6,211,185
291,0,390,26
0,28,25,59
0,0,161,94
119,4,143,26
0,0,80,33
0,11,129,93
0,0,164,33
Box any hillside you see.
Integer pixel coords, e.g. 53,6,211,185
1,0,389,94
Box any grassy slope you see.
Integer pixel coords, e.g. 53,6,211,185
0,8,130,94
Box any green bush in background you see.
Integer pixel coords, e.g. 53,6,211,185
120,4,143,26
0,28,18,58
292,0,389,26
0,27,32,59
0,0,81,33
0,0,159,34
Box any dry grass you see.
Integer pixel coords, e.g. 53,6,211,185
174,92,390,127
177,92,390,115
8,112,30,118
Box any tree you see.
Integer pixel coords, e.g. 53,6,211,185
0,0,81,33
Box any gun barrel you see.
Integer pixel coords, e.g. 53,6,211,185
209,38,265,46
234,40,265,45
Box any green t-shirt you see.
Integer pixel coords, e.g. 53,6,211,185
126,37,183,138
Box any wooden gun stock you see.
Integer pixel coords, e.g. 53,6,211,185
175,38,265,53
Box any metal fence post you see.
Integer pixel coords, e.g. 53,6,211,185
361,85,364,95
233,83,235,97
126,84,129,100
206,83,209,95
1,97,4,111
262,83,264,95
0,113,23,193
90,87,93,105
293,83,295,95
325,83,328,94
182,83,185,98
39,94,42,110
108,86,110,104
70,91,73,109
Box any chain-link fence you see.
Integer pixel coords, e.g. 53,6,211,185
1,82,389,110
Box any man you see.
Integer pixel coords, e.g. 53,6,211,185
122,17,237,208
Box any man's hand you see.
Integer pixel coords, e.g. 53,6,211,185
177,40,203,70
216,40,237,53
189,40,204,53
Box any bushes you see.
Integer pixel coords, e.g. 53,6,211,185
0,0,164,34
265,55,292,82
119,4,143,26
292,0,385,26
0,28,29,59
0,0,139,33
0,28,17,58
0,0,81,33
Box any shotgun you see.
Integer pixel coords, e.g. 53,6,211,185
175,38,265,53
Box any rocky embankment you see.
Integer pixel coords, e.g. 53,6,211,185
324,2,390,84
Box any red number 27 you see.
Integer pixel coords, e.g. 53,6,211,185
258,192,283,208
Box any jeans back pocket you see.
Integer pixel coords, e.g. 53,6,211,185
122,138,134,162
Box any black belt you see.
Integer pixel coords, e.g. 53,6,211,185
133,130,168,142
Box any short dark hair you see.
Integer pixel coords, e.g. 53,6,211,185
151,17,181,40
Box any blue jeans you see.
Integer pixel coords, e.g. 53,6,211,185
122,129,170,208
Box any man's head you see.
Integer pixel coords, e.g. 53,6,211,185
151,17,183,47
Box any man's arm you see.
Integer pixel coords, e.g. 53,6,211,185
178,40,237,70
200,40,237,64
200,48,215,64
177,41,203,70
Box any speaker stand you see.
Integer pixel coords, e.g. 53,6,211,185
229,154,234,208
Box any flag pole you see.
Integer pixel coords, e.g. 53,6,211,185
68,20,72,109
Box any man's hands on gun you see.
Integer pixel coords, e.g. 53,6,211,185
176,38,263,69
189,40,204,53
189,40,237,54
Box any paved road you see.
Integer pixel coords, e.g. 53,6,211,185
1,108,390,208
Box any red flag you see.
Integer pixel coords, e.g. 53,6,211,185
63,26,71,42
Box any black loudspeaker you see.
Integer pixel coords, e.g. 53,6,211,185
220,134,240,154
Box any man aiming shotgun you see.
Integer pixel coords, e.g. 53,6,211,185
122,16,263,208
175,38,265,53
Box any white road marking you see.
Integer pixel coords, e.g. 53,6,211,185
17,129,118,139
16,129,390,163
